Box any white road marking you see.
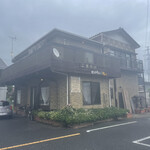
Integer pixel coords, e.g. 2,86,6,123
86,121,137,133
133,136,150,148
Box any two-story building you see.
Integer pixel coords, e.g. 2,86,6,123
0,29,120,110
0,28,144,113
91,28,144,112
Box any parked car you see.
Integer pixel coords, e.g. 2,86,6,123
0,101,13,118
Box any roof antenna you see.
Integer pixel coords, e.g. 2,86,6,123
9,36,16,60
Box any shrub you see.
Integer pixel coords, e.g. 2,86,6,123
35,106,128,127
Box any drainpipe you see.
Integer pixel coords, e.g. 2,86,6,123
66,75,69,105
109,79,111,107
114,79,118,107
51,70,69,105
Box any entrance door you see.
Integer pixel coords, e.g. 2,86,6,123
118,92,124,108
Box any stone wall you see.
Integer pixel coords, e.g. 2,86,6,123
15,74,110,110
50,81,58,110
57,76,67,109
69,75,110,109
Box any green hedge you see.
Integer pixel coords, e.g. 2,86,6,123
34,106,128,127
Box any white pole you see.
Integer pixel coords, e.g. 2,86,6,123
109,79,112,107
66,75,69,105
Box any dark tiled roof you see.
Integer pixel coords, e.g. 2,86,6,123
0,58,7,69
12,28,102,63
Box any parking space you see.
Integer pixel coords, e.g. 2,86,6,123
1,116,150,150
133,136,150,148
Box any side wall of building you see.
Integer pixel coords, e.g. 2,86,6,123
110,71,138,112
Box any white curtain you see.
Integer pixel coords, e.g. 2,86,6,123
41,87,50,105
82,82,91,105
17,90,21,104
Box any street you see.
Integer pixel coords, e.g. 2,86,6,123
0,116,150,150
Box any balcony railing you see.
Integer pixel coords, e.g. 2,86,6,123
51,54,121,78
119,58,143,72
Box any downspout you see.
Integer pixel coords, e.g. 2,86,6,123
114,79,118,107
51,70,69,105
66,74,69,105
109,79,111,107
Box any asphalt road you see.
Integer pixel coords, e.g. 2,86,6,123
0,116,150,150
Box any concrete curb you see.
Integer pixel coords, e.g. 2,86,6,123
132,112,150,119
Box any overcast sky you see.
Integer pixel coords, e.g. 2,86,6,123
0,0,149,65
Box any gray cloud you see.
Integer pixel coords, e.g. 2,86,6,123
0,0,148,65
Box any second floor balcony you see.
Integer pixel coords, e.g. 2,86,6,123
119,58,143,72
51,53,121,78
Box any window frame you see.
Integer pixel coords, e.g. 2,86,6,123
82,81,101,105
40,86,50,106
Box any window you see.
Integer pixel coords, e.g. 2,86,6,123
75,51,84,63
108,49,115,56
82,82,101,105
40,86,50,106
110,88,113,99
84,52,94,64
104,48,115,56
17,90,21,104
126,54,131,68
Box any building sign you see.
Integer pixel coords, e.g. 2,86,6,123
91,70,107,76
71,76,81,93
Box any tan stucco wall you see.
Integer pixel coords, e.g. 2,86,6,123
110,70,138,111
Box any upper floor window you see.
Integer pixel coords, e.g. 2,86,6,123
84,52,94,64
126,54,131,68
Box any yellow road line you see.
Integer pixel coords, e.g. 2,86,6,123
0,133,80,150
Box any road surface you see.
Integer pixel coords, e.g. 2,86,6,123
0,115,150,150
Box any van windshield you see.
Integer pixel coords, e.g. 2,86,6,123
0,101,9,106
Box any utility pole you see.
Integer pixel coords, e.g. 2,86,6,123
146,46,150,81
9,36,16,60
